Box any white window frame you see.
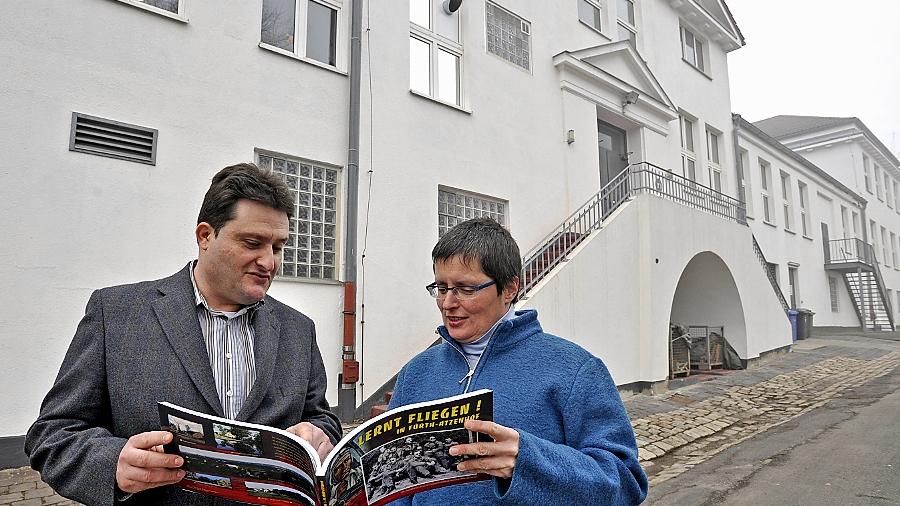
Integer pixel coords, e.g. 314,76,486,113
438,186,507,236
870,220,879,262
485,1,532,72
260,0,345,71
829,277,839,312
737,149,753,217
780,171,793,231
410,0,464,107
882,226,890,268
680,114,698,181
875,163,884,201
886,173,894,208
852,211,861,239
617,0,637,46
116,0,186,20
863,154,872,194
799,182,811,237
680,24,706,73
256,150,342,282
759,158,774,224
706,129,722,192
578,0,603,33
894,180,900,215
891,231,899,269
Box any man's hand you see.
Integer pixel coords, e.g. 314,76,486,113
285,422,334,463
115,431,185,494
449,419,519,479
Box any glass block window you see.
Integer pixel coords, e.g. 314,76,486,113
829,277,839,312
438,188,507,236
485,2,531,71
258,153,339,280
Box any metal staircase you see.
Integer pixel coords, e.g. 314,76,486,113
825,238,895,331
520,162,749,298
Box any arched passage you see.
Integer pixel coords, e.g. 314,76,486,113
669,251,747,374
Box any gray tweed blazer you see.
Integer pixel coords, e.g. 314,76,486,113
25,263,341,505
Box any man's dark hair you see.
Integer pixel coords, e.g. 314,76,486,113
432,217,521,299
197,163,294,232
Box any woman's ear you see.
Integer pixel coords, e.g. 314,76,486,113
503,276,520,305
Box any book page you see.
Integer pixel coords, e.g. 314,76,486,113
159,402,321,506
322,390,494,506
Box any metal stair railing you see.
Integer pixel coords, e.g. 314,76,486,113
520,167,632,295
751,234,790,314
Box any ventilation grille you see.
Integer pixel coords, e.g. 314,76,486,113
69,112,158,165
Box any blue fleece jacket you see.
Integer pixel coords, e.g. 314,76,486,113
387,310,648,505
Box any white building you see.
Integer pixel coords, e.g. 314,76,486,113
1,0,795,467
753,116,900,331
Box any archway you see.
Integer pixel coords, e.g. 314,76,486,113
668,251,747,377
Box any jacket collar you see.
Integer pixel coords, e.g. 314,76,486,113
153,262,280,421
436,309,542,353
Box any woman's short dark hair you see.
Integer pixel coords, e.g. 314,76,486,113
432,217,521,299
197,163,294,232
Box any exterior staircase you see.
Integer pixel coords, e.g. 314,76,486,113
824,238,895,331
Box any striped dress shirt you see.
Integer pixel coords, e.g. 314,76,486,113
190,264,262,419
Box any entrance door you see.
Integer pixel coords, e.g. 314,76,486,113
598,120,628,189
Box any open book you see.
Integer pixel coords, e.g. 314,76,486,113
158,389,493,506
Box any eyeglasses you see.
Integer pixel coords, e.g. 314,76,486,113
425,280,497,300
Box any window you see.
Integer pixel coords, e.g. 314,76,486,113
118,0,182,16
69,112,158,165
863,154,872,193
737,149,753,216
485,2,531,71
886,173,894,208
438,187,506,236
840,205,849,239
261,0,341,68
680,25,705,72
410,0,463,105
257,152,340,280
894,181,900,214
896,291,900,315
780,171,793,231
870,220,879,262
799,182,811,236
617,0,637,46
892,232,898,268
706,129,722,192
882,226,890,267
679,115,697,181
759,158,774,224
578,0,602,32
852,211,860,239
829,277,839,312
874,163,884,200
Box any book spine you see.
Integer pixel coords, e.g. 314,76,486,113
317,477,327,506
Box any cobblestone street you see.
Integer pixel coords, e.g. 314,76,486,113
3,331,898,505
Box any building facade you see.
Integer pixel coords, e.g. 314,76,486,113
1,0,800,466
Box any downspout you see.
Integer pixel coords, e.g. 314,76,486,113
339,0,363,421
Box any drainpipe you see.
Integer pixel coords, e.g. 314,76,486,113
339,0,363,421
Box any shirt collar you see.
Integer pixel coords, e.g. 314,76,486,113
189,260,264,319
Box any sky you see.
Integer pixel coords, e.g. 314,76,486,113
726,0,900,156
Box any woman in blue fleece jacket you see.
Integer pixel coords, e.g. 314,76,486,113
387,218,648,505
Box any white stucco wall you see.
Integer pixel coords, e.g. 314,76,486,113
0,0,350,437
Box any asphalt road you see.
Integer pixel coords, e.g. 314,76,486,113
646,365,900,505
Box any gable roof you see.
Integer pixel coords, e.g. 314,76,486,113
734,114,865,205
563,42,675,111
698,0,746,46
755,115,900,167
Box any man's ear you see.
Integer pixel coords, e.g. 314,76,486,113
196,222,215,250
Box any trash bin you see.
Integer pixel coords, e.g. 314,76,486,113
788,309,799,342
796,308,815,340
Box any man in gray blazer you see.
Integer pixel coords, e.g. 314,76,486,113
25,163,342,505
